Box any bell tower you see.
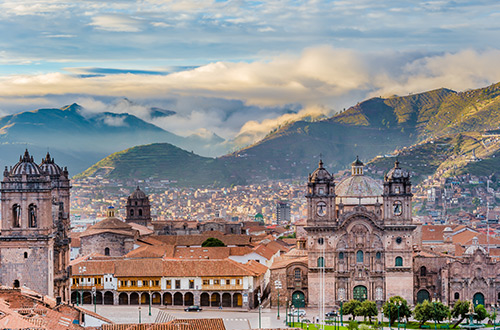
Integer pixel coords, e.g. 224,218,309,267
383,159,412,224
306,159,336,227
125,186,152,227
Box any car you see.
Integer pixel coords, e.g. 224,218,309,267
288,309,306,317
184,305,202,312
326,311,338,318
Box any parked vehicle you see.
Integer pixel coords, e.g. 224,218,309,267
325,311,338,318
288,309,306,317
184,305,202,312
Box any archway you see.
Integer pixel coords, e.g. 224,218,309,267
184,292,194,306
222,293,232,307
71,292,80,304
95,291,103,304
200,292,210,306
141,293,150,305
211,293,221,307
417,289,430,303
353,285,367,302
473,292,484,306
292,291,305,308
119,293,129,305
174,292,183,305
13,280,20,288
130,292,139,305
233,293,242,307
104,291,114,305
82,291,92,304
163,292,172,305
152,292,161,305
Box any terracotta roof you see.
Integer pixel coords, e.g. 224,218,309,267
151,233,251,247
102,318,225,330
80,217,137,238
270,256,308,270
125,245,175,259
173,246,230,260
252,245,276,260
452,230,500,246
129,222,154,236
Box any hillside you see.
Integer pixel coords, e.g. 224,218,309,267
77,82,500,185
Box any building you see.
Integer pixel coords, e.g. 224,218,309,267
153,218,242,235
276,201,291,224
125,186,152,227
0,150,71,300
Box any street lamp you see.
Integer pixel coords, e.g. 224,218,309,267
149,287,152,316
285,298,289,326
397,301,401,330
258,291,262,329
340,296,344,326
139,306,142,324
277,289,280,320
493,303,498,330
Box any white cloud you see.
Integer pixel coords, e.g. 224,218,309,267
89,14,143,32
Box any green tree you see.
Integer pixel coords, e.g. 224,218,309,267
414,300,434,326
451,300,471,328
432,301,451,324
472,197,481,207
356,300,378,323
473,305,489,322
344,300,362,320
382,296,412,325
201,237,226,247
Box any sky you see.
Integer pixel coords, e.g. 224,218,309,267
1,0,500,148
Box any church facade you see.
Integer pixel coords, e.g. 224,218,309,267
0,150,71,300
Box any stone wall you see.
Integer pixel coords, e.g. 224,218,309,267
81,233,134,257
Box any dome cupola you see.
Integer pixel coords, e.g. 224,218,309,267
39,152,62,176
10,149,42,176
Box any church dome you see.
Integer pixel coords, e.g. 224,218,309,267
336,175,383,198
10,149,42,176
309,160,333,183
464,237,486,255
385,159,410,180
130,186,147,199
39,152,62,175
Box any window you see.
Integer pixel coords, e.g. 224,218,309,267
143,280,149,287
237,279,241,285
420,266,427,276
155,280,159,286
202,279,209,285
24,252,28,259
175,280,181,289
395,257,403,267
317,257,325,267
130,209,134,216
454,292,459,300
318,238,324,245
339,252,344,260
294,268,302,280
214,279,220,285
28,204,37,228
131,280,136,286
221,279,225,285
166,280,172,289
138,209,143,216
376,252,381,259
356,250,364,263
189,280,194,289
97,278,101,285
12,204,21,228
104,247,110,256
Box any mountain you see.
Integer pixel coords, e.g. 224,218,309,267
0,104,225,174
76,82,500,185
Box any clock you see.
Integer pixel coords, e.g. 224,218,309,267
393,200,402,216
317,202,327,216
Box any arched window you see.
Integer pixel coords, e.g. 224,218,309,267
12,204,21,228
24,252,28,259
356,250,364,263
130,209,134,216
294,268,302,280
317,257,325,267
420,266,427,276
395,256,403,267
339,252,344,260
138,209,143,216
454,292,459,300
104,247,110,256
28,204,37,228
376,252,381,259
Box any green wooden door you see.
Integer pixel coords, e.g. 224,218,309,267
292,291,305,308
353,285,367,302
417,290,430,303
473,292,484,306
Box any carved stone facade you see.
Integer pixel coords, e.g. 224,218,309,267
153,219,242,235
125,187,151,227
0,150,71,300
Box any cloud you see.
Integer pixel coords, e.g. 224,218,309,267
102,115,128,127
89,14,143,32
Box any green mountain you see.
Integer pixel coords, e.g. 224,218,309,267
77,82,500,185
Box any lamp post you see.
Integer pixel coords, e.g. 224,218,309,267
340,297,344,326
275,280,282,320
139,306,142,324
258,291,262,329
285,298,289,326
397,301,401,330
92,286,96,313
149,287,152,316
493,303,498,330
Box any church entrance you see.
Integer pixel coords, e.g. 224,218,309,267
417,289,430,303
353,286,367,302
292,291,305,308
473,292,484,306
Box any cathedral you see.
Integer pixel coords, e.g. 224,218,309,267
0,150,71,301
270,157,500,308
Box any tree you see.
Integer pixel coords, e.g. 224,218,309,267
451,300,470,328
343,300,362,320
382,296,412,325
414,300,434,326
201,237,226,247
356,300,378,323
474,304,489,322
432,301,451,324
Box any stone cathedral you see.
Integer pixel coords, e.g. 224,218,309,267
0,150,71,301
305,158,418,306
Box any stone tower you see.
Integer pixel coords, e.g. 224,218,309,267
0,150,71,300
305,159,336,308
125,186,151,227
